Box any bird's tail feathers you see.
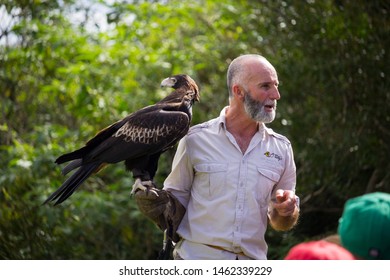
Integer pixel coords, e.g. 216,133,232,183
55,147,88,164
44,162,101,205
61,159,82,175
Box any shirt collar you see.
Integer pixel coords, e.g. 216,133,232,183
218,106,228,132
218,106,272,139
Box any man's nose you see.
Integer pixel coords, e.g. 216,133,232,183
270,87,281,100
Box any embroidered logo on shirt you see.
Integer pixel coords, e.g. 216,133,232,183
264,151,282,161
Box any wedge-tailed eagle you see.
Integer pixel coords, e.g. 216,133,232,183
44,74,200,205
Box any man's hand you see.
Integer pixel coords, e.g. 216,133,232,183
268,189,299,231
273,189,298,216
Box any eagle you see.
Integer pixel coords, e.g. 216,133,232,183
44,74,200,205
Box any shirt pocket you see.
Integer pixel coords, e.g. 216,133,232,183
193,163,228,200
256,167,281,207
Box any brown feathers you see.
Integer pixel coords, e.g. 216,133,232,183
45,74,200,205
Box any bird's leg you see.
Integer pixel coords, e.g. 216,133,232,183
130,178,149,194
131,178,158,196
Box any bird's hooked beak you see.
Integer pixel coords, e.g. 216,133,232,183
160,77,177,88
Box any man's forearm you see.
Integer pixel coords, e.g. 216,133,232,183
268,206,299,231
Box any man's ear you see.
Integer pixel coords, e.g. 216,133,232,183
232,84,245,100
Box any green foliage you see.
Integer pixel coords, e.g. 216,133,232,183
1,0,388,259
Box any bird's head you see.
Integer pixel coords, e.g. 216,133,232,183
161,74,200,103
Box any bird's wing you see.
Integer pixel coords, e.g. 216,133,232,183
83,104,190,164
55,119,127,164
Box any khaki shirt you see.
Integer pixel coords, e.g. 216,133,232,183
164,107,297,259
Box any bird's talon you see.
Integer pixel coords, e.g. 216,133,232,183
131,178,158,196
148,188,159,197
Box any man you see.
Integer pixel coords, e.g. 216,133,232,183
136,54,299,260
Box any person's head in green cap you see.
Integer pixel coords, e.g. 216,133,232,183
338,192,390,260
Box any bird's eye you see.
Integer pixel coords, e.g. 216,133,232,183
171,78,177,84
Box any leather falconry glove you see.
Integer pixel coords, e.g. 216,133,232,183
134,187,185,243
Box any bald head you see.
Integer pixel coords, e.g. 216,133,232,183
227,54,275,98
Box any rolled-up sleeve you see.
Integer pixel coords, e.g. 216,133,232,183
163,137,194,208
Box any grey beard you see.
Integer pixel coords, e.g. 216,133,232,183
243,91,276,123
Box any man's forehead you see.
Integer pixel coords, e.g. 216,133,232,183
246,64,278,83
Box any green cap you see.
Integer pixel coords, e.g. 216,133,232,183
338,192,390,260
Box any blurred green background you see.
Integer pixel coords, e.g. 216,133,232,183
0,0,388,259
